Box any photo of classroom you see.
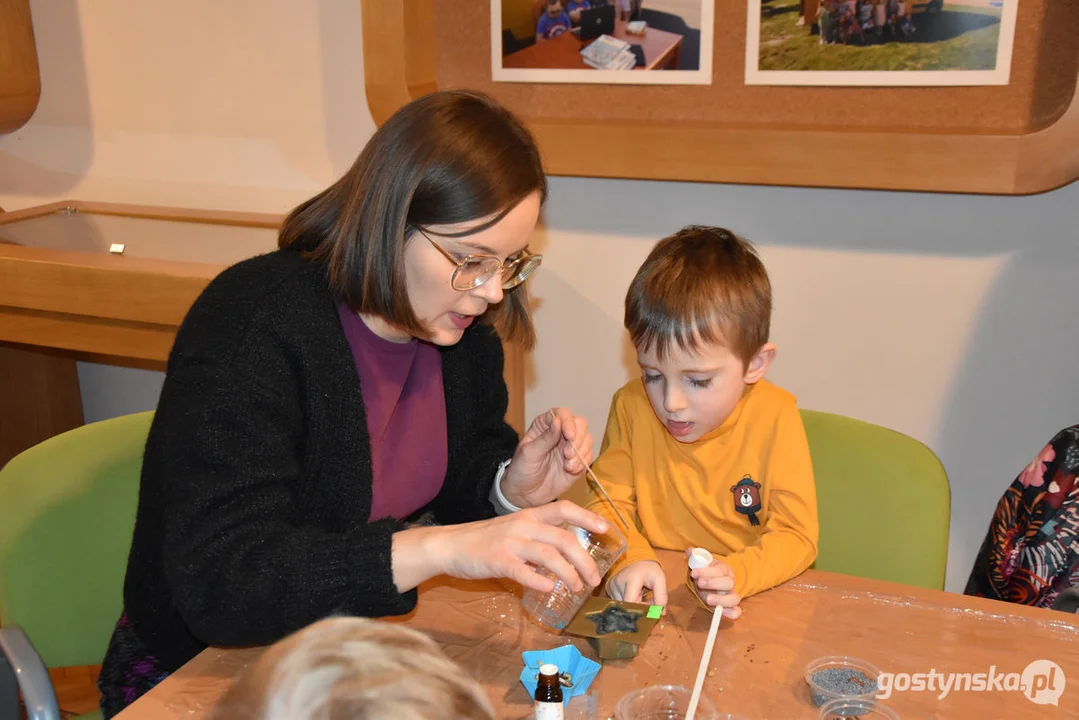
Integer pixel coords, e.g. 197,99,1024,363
495,0,712,83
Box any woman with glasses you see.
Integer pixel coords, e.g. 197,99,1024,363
98,90,610,717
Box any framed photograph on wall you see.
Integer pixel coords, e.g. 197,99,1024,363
745,0,1018,86
493,0,714,84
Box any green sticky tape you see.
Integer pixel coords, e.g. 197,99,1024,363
647,605,662,619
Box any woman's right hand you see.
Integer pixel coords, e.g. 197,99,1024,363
392,500,611,594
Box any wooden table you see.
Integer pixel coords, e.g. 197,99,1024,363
502,20,682,71
115,551,1079,718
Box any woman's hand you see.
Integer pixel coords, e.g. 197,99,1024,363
690,558,743,619
392,500,611,594
607,560,669,607
501,408,594,508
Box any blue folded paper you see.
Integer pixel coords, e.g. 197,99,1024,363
519,644,602,705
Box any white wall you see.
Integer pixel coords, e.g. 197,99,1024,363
2,0,375,418
0,0,373,209
3,0,1077,594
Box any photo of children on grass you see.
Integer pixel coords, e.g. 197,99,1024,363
746,0,1017,86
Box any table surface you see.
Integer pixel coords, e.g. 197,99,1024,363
116,551,1079,719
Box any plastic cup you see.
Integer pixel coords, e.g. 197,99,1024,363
520,523,626,629
613,685,719,720
818,697,899,720
805,656,882,707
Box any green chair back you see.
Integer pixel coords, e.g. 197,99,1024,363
0,411,152,668
801,409,950,590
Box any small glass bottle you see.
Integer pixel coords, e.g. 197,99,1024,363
534,663,564,719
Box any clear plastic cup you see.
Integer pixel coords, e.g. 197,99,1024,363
818,697,899,719
613,685,719,720
520,523,626,629
805,656,881,707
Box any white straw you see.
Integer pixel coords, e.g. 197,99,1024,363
686,605,723,720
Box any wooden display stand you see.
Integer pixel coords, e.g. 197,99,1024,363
361,0,1079,195
0,202,529,465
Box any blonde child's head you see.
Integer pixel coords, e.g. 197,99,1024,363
211,616,495,720
624,226,776,443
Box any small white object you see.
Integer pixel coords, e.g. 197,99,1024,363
108,243,126,255
571,525,593,549
688,547,714,570
491,459,521,513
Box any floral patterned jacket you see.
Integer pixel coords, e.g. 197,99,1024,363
965,425,1079,610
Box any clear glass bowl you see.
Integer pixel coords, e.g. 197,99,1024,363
805,656,882,707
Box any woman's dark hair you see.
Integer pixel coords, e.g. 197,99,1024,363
279,90,546,347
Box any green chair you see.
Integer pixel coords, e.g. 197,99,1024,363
801,409,951,590
0,411,153,720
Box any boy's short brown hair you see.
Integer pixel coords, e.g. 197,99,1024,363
625,225,772,367
211,616,495,720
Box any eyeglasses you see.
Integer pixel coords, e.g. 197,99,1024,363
417,228,543,292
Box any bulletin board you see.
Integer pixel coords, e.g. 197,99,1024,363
361,1,1079,194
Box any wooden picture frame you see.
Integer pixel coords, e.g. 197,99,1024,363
361,0,1079,195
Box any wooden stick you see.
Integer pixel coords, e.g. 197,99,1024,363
570,443,631,532
686,606,723,720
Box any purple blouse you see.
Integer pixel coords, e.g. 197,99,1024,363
336,304,448,521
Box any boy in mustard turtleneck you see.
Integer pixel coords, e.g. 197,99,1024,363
587,226,818,619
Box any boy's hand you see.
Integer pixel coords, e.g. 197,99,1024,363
607,560,668,607
690,558,743,619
